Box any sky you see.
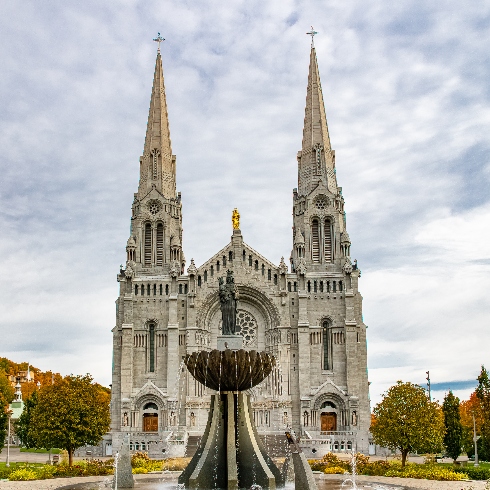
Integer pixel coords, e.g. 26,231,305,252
1,1,489,407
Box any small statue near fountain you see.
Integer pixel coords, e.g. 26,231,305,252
113,433,134,489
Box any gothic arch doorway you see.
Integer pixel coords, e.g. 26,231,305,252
143,402,158,432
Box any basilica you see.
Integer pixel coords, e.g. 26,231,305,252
110,41,371,457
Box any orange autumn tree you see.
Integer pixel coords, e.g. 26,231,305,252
28,374,110,466
460,391,483,456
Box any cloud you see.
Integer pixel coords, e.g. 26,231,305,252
0,0,489,406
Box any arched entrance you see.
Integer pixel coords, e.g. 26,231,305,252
320,400,337,431
320,412,337,431
143,402,158,432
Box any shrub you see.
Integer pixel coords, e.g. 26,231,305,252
323,466,347,474
0,466,13,479
162,457,191,472
131,451,151,468
132,467,148,474
357,460,392,476
34,465,57,479
454,466,490,480
385,464,467,481
8,468,38,481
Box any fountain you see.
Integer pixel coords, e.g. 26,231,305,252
113,433,134,489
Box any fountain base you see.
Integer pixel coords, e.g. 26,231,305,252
179,392,283,489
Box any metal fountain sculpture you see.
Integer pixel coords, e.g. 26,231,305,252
178,270,284,489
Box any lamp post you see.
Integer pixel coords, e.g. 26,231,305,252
426,371,431,401
473,413,480,467
6,409,13,467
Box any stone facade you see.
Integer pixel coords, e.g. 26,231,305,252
111,46,371,457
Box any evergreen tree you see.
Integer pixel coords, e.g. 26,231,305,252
476,365,490,461
442,390,463,461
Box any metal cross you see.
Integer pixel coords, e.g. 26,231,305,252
153,32,165,52
306,26,318,47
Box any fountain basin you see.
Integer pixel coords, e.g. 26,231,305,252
184,348,275,391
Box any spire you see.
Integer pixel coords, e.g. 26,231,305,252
139,46,176,198
298,45,335,196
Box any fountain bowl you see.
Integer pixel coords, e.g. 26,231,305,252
184,348,275,391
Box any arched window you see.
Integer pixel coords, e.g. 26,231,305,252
242,250,246,261
288,282,291,292
339,281,343,292
165,284,169,295
153,284,157,295
144,223,152,266
198,276,202,287
307,281,311,293
322,320,331,370
149,324,155,372
217,260,220,272
268,269,271,281
210,265,214,277
160,284,163,295
311,219,320,262
320,281,323,292
262,264,265,276
314,280,317,293
249,255,252,267
327,281,330,292
274,274,278,285
255,260,258,270
184,284,188,294
135,285,139,295
147,284,150,296
141,284,145,296
143,402,158,410
229,251,233,262
204,270,207,282
179,284,183,294
324,219,332,262
223,255,227,266
156,223,164,266
333,281,337,293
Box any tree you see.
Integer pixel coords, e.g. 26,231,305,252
371,381,445,466
442,391,463,461
476,365,490,460
14,390,38,448
460,392,484,458
0,369,15,404
0,393,9,453
28,375,110,466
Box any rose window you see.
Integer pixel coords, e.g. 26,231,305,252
236,310,258,347
315,196,329,210
148,201,161,215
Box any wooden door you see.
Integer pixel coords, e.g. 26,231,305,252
320,412,337,431
143,414,158,432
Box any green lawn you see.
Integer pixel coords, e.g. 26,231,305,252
19,447,61,454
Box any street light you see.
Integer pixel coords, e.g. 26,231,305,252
473,413,480,467
426,371,431,401
6,409,13,467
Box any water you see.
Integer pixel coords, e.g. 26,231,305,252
58,477,404,490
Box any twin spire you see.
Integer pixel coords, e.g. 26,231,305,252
139,49,176,199
298,44,335,196
139,34,333,199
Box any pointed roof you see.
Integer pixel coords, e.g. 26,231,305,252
302,46,332,156
140,50,176,198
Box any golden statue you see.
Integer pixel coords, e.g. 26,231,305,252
232,208,240,230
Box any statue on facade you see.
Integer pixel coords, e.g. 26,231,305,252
219,270,239,335
232,208,240,230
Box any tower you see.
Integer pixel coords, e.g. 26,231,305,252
110,40,370,458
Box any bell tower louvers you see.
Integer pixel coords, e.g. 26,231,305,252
129,50,184,274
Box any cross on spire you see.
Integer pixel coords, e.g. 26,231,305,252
153,32,165,52
306,26,318,47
